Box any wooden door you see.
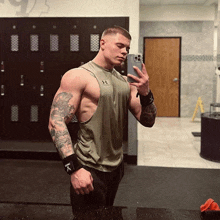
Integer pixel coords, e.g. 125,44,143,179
144,38,180,117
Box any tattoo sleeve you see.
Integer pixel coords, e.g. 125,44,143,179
49,92,75,159
140,102,157,127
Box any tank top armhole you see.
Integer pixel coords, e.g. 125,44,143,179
79,66,102,125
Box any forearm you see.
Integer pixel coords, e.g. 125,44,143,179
48,91,76,159
49,122,74,159
139,102,157,127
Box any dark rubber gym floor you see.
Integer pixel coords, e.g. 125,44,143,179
1,155,220,219
1,140,220,219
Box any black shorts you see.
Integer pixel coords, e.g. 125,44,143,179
70,160,124,213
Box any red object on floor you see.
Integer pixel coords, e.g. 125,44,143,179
200,199,220,212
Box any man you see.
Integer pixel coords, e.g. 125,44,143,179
48,26,156,214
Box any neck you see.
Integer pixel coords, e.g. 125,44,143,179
92,54,114,71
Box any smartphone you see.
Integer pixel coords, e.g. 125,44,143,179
127,53,143,83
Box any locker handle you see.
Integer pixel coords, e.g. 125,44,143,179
1,61,4,72
40,61,44,73
40,85,44,96
1,85,5,96
20,75,24,86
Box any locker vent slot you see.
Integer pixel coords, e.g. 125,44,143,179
30,105,38,122
11,105,19,122
50,34,59,51
30,35,39,51
90,34,99,52
11,35,19,51
70,34,79,52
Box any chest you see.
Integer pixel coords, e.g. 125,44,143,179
98,71,130,99
85,72,130,102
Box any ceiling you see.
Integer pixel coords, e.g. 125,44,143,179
140,0,218,6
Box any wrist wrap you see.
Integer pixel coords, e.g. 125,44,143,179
62,154,82,175
137,90,154,107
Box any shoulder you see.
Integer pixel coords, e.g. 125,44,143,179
122,76,135,89
62,67,90,81
122,76,138,99
60,67,91,91
122,75,127,81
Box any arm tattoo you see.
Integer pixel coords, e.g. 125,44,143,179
49,92,75,158
140,103,157,127
51,92,75,124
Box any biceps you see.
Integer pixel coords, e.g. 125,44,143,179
129,94,142,119
50,91,79,125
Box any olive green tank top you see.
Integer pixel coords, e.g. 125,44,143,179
73,61,130,172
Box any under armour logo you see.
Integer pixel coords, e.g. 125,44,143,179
102,80,109,85
65,163,72,172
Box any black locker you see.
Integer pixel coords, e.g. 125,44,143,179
0,17,129,141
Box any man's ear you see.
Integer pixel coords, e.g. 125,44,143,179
100,39,105,50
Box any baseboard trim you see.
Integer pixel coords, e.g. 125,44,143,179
0,151,137,165
124,154,137,165
0,150,60,161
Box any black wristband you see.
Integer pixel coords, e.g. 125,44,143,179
137,90,154,107
62,154,82,175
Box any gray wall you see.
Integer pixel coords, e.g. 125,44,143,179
140,21,215,117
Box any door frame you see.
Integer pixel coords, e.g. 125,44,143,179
143,37,182,117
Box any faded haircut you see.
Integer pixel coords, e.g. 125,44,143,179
101,25,131,40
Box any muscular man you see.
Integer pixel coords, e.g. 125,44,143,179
48,26,156,214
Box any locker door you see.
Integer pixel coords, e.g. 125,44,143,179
1,62,30,139
1,25,29,139
22,62,47,141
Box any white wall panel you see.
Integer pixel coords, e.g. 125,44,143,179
140,5,215,21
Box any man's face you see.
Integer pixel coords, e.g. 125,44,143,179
101,33,130,67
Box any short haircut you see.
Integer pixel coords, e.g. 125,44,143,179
101,25,131,40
